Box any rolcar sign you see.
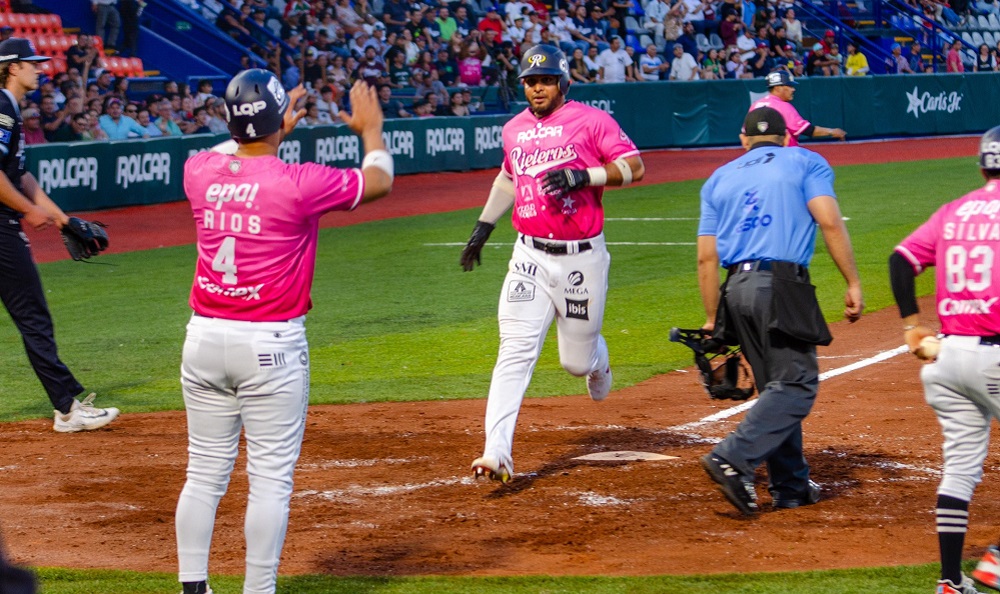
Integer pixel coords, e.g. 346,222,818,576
905,86,963,119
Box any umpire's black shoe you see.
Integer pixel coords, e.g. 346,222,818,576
700,453,759,516
772,480,821,509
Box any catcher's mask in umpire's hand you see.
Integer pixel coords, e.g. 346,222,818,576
669,327,755,401
223,68,290,140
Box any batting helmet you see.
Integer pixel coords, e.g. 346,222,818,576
519,45,570,94
766,69,798,88
223,69,290,140
980,125,1000,170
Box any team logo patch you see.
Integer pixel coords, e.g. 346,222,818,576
508,280,536,302
566,298,589,320
527,54,547,67
756,121,770,133
267,75,287,107
514,261,537,276
0,129,10,144
568,271,584,286
228,160,241,173
559,58,569,73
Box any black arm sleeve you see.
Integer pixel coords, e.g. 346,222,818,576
801,124,816,137
889,251,920,318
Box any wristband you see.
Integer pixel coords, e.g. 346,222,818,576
585,166,608,186
613,156,633,186
362,149,394,179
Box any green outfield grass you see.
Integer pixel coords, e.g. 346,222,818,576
0,155,979,592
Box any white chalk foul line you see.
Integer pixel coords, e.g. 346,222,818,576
424,242,695,247
669,345,910,432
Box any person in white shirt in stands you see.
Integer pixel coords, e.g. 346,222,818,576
597,36,634,82
644,0,670,49
669,43,699,80
736,26,757,61
639,43,669,80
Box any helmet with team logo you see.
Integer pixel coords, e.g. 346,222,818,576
223,68,290,140
518,45,570,95
980,125,1000,171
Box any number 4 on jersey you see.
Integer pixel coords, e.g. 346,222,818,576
213,236,238,285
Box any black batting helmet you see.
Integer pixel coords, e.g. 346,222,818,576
980,125,1000,170
519,45,570,94
223,69,289,140
766,69,798,88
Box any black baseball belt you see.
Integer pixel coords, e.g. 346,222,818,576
728,259,809,278
519,234,592,255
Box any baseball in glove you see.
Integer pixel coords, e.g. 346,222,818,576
669,327,755,401
60,217,109,261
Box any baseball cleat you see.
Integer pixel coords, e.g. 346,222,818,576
471,456,511,484
973,546,1000,590
53,393,121,433
586,365,612,402
772,480,821,509
938,576,986,594
700,453,759,516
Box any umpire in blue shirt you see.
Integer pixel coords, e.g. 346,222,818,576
696,107,864,515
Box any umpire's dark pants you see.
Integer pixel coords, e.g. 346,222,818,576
0,218,82,414
712,267,819,500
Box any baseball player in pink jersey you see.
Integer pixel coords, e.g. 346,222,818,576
890,126,1000,594
459,45,644,483
174,70,393,594
748,70,846,147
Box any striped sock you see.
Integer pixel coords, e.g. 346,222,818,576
937,494,970,586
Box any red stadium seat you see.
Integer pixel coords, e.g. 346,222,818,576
25,14,40,33
92,35,104,53
37,60,52,76
127,57,144,77
54,35,72,54
34,35,50,55
51,56,66,74
8,13,27,34
0,13,10,29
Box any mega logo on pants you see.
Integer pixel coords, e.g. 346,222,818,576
565,298,589,320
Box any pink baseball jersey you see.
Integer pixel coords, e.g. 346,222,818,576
748,95,810,147
184,151,364,321
501,100,639,240
895,180,1000,336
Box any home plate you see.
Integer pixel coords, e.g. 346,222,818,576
573,451,679,461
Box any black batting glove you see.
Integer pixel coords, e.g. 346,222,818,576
460,220,495,271
540,168,590,197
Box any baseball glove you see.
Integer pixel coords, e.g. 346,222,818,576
60,217,109,261
669,327,755,401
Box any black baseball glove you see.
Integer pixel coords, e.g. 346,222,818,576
669,327,755,401
540,168,589,197
460,220,495,271
61,217,109,261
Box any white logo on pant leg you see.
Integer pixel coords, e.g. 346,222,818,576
507,280,535,302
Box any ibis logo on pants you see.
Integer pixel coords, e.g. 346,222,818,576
565,298,589,320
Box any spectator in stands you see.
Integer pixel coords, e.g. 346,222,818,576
645,0,670,49
98,97,147,139
95,69,114,95
123,101,139,121
21,107,45,145
583,6,613,52
382,0,409,34
193,80,214,107
334,0,365,36
0,26,11,42
188,106,213,134
201,97,229,134
735,24,756,60
377,83,410,118
976,0,1000,17
909,41,930,72
315,85,341,118
638,43,668,80
453,6,476,38
110,77,130,102
569,46,595,82
85,110,109,141
93,0,122,50
66,35,99,83
769,25,791,61
328,53,351,90
447,89,470,115
782,8,802,48
356,45,388,86
700,47,723,79
119,0,142,57
845,41,869,75
946,39,965,72
598,36,634,82
155,96,183,136
549,7,581,55
884,42,913,74
719,11,743,50
38,95,65,142
51,112,91,143
826,43,844,75
975,42,998,70
477,6,508,43
388,51,411,87
725,46,749,77
458,42,485,86
463,86,483,112
216,0,250,40
748,41,770,77
86,96,103,115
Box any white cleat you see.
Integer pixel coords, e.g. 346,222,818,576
53,393,120,433
471,456,512,484
587,365,612,401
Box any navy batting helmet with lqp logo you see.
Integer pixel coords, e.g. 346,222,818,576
519,45,570,94
980,125,1000,170
223,69,290,140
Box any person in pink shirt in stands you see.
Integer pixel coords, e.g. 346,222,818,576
947,39,966,72
747,70,846,147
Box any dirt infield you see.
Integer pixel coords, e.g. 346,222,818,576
5,136,1000,579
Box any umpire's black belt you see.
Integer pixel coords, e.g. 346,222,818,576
728,259,808,278
520,234,592,255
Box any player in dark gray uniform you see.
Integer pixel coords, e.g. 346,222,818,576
0,38,119,432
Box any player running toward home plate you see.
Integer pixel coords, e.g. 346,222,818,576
459,44,644,483
890,125,1000,594
174,70,393,594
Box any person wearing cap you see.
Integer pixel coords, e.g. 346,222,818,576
747,70,846,146
697,105,863,517
910,40,930,73
21,107,45,145
0,38,121,432
477,5,508,43
884,41,914,74
98,95,148,139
